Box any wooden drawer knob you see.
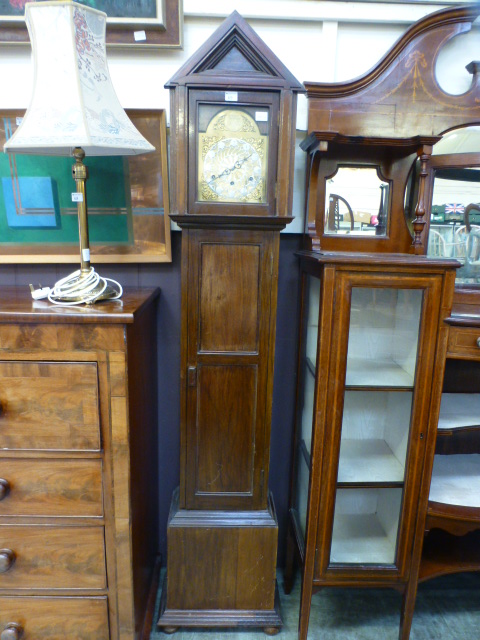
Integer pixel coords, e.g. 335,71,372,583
477,337,480,348
1,623,23,640
0,479,10,501
0,549,15,573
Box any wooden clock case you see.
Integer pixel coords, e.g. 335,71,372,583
156,12,304,633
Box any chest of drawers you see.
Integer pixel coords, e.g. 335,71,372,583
0,287,159,640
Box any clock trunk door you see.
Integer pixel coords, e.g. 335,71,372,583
184,227,277,510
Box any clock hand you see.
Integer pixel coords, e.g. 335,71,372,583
207,153,253,185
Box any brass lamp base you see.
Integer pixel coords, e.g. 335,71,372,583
47,266,122,305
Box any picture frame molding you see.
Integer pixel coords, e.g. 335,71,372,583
0,0,183,49
0,108,172,264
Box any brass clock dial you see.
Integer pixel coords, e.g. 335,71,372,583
197,107,269,204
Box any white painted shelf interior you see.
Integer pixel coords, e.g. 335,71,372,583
437,393,480,430
296,283,424,559
338,391,411,483
330,488,402,564
429,454,480,507
346,287,422,388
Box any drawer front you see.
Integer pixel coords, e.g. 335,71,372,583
0,526,106,589
0,595,109,639
0,362,100,451
0,459,103,517
447,326,480,359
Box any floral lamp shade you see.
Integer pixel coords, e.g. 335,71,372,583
4,1,154,157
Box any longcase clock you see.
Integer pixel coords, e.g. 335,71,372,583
156,11,304,633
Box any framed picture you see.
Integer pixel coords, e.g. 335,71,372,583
0,0,183,48
0,108,172,264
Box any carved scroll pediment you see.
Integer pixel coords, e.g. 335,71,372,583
305,4,480,137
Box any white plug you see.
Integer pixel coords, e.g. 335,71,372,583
29,284,52,300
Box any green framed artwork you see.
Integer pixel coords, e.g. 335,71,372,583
0,108,171,263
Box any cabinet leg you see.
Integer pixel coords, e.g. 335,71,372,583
399,580,418,640
298,576,313,640
162,627,178,634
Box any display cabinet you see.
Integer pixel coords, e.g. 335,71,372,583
399,298,480,637
284,251,458,640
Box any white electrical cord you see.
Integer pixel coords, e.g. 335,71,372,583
30,267,122,306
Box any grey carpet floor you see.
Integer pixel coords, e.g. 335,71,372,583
150,571,480,639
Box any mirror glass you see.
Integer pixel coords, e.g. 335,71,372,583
324,167,389,237
427,166,480,284
433,126,480,155
424,127,480,285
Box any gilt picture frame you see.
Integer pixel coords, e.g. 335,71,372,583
0,108,172,264
0,0,183,48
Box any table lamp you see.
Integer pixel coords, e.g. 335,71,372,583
4,0,154,305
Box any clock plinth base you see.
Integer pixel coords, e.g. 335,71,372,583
156,578,283,632
157,489,282,632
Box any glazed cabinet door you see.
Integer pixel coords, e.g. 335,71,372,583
183,227,278,510
291,274,320,544
314,271,444,581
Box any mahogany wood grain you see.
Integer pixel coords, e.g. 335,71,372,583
0,361,100,451
419,529,480,581
199,243,260,352
435,427,480,454
183,226,278,511
301,4,480,256
447,325,480,359
0,287,158,325
0,287,159,640
168,524,277,611
304,5,480,138
160,12,301,631
0,525,105,589
0,596,109,639
0,459,103,517
196,365,257,495
166,491,278,612
285,252,457,640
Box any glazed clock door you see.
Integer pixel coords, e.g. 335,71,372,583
316,271,444,581
189,90,280,215
183,226,278,511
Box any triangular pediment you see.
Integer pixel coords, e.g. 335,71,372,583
166,11,304,91
210,43,258,73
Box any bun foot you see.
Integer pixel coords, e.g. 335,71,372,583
264,626,281,636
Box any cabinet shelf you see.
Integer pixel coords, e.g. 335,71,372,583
338,439,406,484
420,529,480,581
346,357,415,388
330,487,402,565
330,514,398,565
437,394,480,431
429,454,480,508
